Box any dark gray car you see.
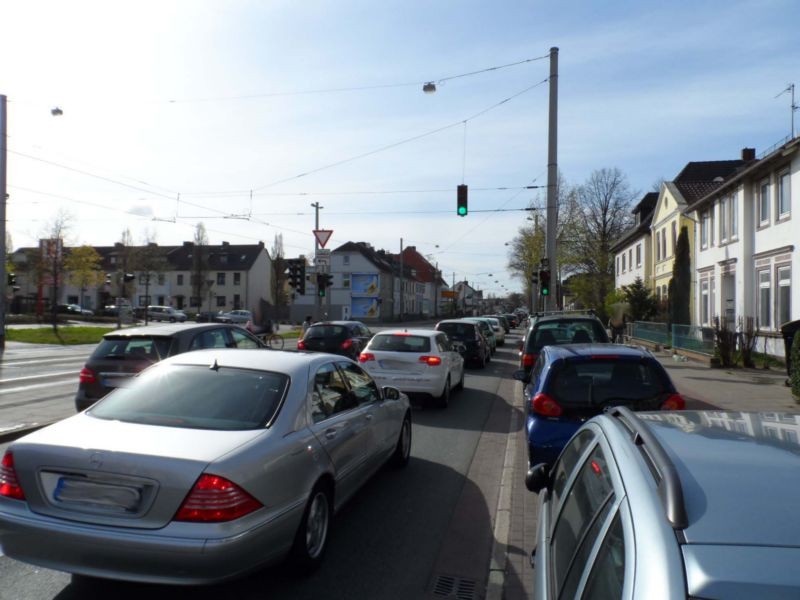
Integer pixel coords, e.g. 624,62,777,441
75,323,265,411
527,408,800,598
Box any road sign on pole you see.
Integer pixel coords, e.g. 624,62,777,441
313,229,333,248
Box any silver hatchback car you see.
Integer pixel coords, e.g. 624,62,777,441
527,407,800,599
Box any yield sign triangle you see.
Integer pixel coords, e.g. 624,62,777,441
313,229,333,248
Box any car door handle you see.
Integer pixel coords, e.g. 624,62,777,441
325,428,338,439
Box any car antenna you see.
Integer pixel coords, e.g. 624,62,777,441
209,358,221,371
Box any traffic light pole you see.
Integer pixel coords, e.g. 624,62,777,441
544,47,559,311
311,202,322,321
0,95,7,351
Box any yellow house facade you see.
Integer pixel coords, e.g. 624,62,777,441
650,182,695,316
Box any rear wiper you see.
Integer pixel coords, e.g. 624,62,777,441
101,354,128,360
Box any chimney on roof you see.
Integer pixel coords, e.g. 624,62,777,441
183,241,193,247
742,147,756,161
222,241,230,248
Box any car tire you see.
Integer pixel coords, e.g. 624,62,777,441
290,482,332,572
169,317,176,323
455,366,465,391
390,414,412,468
435,377,451,409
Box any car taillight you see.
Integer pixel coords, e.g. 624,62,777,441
531,392,563,417
522,353,538,368
79,367,97,384
0,451,25,500
297,339,306,350
661,393,686,411
419,355,442,366
341,339,354,350
359,352,375,363
174,474,262,522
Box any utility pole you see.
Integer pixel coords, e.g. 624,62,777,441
311,202,322,320
545,47,559,311
399,238,403,321
0,95,7,351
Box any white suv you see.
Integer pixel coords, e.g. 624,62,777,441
146,305,187,322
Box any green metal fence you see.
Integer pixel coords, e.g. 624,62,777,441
631,321,669,345
671,324,715,355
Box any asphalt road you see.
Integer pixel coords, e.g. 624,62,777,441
0,329,523,600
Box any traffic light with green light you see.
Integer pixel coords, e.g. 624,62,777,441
539,269,551,296
457,184,468,217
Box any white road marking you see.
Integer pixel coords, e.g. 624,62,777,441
0,371,78,385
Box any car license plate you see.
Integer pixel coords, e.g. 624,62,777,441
54,477,142,512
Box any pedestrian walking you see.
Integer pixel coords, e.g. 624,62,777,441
302,315,312,333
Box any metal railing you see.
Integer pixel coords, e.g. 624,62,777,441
671,324,715,355
631,321,669,345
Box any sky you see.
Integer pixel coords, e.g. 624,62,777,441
1,0,798,298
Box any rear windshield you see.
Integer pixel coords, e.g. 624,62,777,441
91,336,173,361
437,322,476,338
369,334,431,352
89,364,289,430
526,320,608,351
305,325,347,339
550,359,669,406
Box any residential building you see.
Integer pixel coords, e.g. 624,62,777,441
649,157,751,318
612,192,658,290
9,241,273,320
686,138,798,356
398,246,449,318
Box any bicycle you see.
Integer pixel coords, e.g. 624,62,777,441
263,333,284,350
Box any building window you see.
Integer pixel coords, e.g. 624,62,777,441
700,210,709,249
628,248,633,270
758,270,771,329
616,256,620,274
343,255,350,266
777,265,791,327
190,296,201,307
216,296,226,308
671,222,677,256
139,295,151,306
157,274,165,285
719,198,728,242
661,228,667,259
777,170,791,219
177,274,184,286
701,279,710,325
656,231,661,260
759,179,770,225
216,272,226,286
342,273,351,288
731,194,738,239
636,244,642,267
233,272,241,285
662,284,667,299
622,253,626,272
233,294,241,309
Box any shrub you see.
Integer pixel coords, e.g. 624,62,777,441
791,332,800,401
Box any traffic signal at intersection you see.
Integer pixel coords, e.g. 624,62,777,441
457,184,468,217
317,273,332,297
539,269,551,296
286,259,306,295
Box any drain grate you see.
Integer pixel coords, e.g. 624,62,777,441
431,574,478,600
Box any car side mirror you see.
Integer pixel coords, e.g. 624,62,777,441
526,463,551,493
382,386,401,401
512,369,529,381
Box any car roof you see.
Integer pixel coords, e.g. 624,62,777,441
534,314,602,324
103,323,239,338
544,344,653,359
604,410,800,548
311,321,363,326
160,347,348,375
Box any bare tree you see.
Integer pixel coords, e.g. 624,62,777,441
270,234,289,317
561,168,637,319
64,246,105,311
134,230,170,324
191,223,210,309
40,210,73,330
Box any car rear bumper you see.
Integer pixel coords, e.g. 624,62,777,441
369,371,447,397
0,498,304,585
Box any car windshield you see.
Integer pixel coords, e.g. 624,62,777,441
437,323,475,339
91,336,173,361
370,334,431,352
528,320,608,351
89,364,289,430
306,325,347,339
550,359,669,406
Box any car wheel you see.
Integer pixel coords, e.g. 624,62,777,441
390,415,412,468
455,366,465,391
290,483,332,572
169,317,176,323
435,377,451,409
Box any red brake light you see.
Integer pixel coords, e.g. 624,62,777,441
522,353,538,368
359,352,375,363
174,474,262,522
531,392,563,417
0,451,25,500
393,332,411,337
297,339,306,350
661,393,686,411
341,339,354,350
419,355,442,366
79,367,97,384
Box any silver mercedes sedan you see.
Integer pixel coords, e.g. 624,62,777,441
0,349,411,585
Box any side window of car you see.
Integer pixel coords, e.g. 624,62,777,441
311,363,356,422
551,429,595,511
580,511,625,599
189,329,229,351
229,328,261,349
550,444,615,597
338,362,381,405
436,335,449,353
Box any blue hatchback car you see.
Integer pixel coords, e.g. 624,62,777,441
514,344,684,467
